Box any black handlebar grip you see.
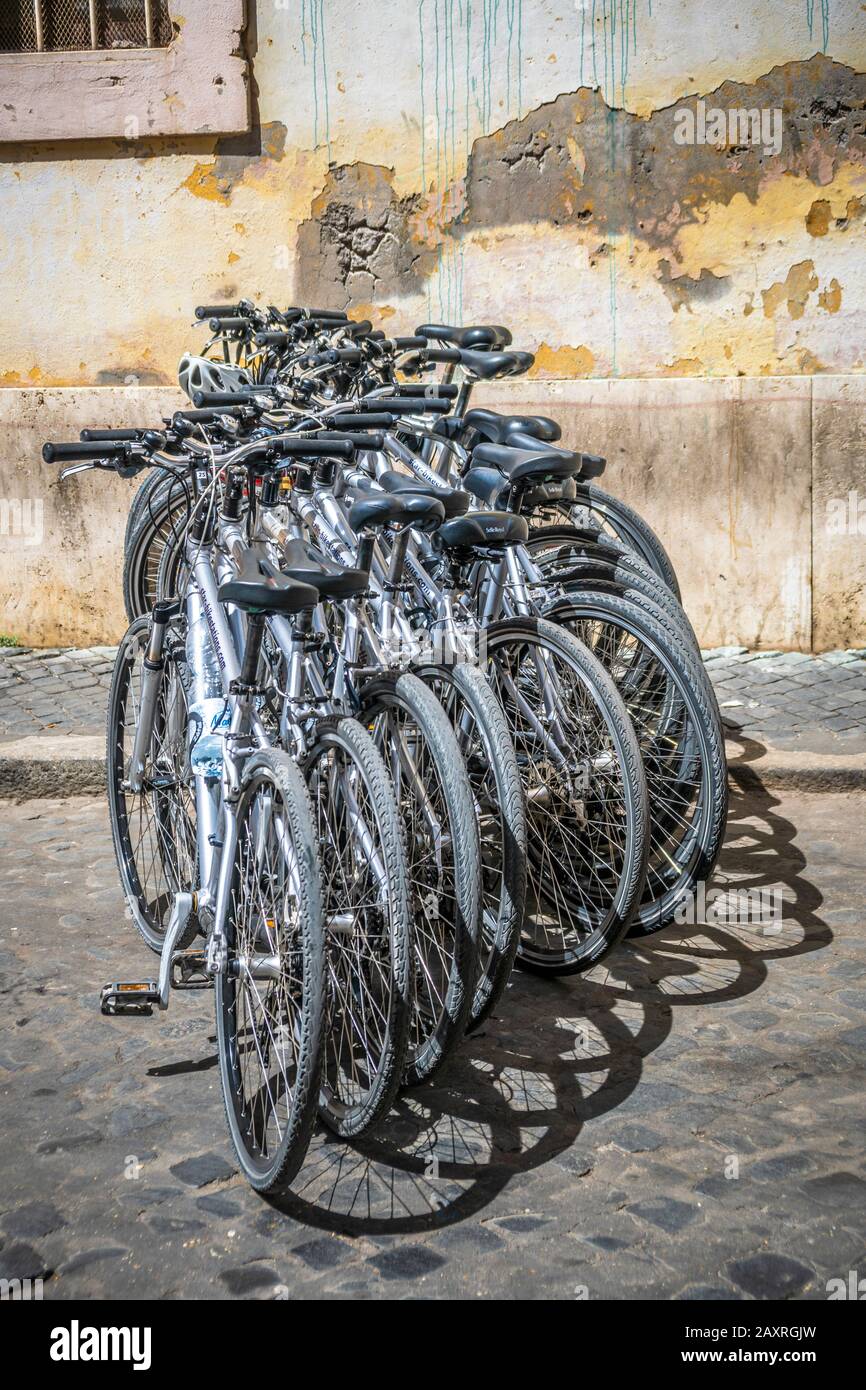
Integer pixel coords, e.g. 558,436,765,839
392,336,428,350
323,431,385,450
358,397,452,414
330,413,395,429
270,437,354,459
208,316,251,333
43,440,131,463
173,407,247,427
305,308,350,322
195,304,239,320
342,320,373,338
424,348,462,363
396,383,459,400
304,348,363,368
192,389,274,408
80,428,140,442
255,331,292,346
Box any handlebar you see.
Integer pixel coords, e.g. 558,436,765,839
329,412,395,429
194,304,241,321
394,383,459,400
192,389,277,408
302,348,363,368
80,428,141,442
323,431,385,450
44,440,135,463
423,348,462,364
356,396,453,414
208,316,252,333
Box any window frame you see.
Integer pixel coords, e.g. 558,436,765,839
0,0,249,142
2,1,170,55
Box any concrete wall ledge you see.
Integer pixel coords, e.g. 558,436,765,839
0,377,864,650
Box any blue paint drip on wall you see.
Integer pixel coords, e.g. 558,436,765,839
416,0,527,318
301,0,332,159
806,0,831,53
415,1,657,360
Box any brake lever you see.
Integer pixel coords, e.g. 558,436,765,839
59,462,96,481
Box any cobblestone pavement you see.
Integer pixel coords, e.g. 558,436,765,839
1,645,864,755
704,647,866,755
0,647,115,742
0,787,863,1300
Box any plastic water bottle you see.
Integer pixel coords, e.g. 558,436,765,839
185,606,230,779
188,697,231,779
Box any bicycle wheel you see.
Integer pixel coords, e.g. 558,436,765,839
547,592,728,936
123,472,191,621
524,526,699,652
106,614,197,953
359,671,481,1085
484,617,649,974
531,486,681,599
304,716,412,1137
414,659,526,1030
577,485,681,599
215,748,325,1193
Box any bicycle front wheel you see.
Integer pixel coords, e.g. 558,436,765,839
304,717,413,1138
414,659,526,1030
359,672,481,1085
215,749,325,1194
484,617,649,974
106,614,197,953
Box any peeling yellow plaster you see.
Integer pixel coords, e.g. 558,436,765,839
673,170,866,280
662,357,704,376
182,160,230,204
806,199,832,236
819,278,843,313
762,261,819,320
529,343,595,376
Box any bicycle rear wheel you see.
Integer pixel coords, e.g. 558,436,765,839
547,592,728,936
531,486,681,599
524,526,698,651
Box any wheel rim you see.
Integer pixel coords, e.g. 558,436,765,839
308,740,397,1120
486,632,632,964
222,772,309,1175
369,701,460,1058
111,625,196,943
560,611,713,916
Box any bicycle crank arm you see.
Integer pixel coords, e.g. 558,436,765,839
100,892,195,1016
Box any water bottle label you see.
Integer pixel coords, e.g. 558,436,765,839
189,698,230,778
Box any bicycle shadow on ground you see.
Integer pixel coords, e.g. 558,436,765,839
264,731,831,1235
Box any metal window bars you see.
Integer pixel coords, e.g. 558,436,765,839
0,1,173,53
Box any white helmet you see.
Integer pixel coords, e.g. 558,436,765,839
178,354,253,402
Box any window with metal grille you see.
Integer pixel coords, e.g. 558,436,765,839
0,2,174,53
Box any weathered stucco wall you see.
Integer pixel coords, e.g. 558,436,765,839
0,2,864,385
0,2,864,647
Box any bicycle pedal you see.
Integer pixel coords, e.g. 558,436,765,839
171,950,213,990
100,981,160,1016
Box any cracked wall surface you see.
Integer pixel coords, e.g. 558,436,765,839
0,3,863,384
